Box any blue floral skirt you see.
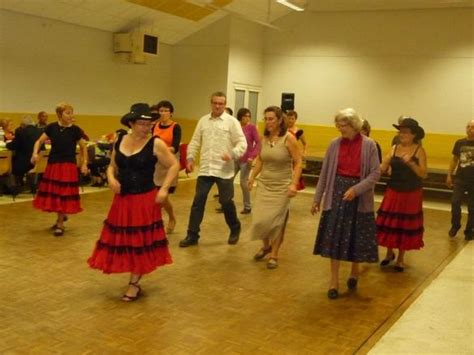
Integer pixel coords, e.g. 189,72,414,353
313,175,379,263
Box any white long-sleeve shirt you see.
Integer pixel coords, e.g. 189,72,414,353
187,112,247,179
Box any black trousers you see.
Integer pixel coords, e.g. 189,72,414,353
451,178,474,237
187,176,241,240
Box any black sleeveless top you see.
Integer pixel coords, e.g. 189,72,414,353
114,135,157,195
388,145,423,191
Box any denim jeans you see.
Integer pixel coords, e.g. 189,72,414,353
234,162,251,210
187,176,241,240
451,178,474,237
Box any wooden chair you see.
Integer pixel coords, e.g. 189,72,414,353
0,151,14,199
28,151,49,195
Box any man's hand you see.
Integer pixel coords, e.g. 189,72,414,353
186,161,194,173
446,175,454,188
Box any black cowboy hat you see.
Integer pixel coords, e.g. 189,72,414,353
393,117,425,141
120,103,159,128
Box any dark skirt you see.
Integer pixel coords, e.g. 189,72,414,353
33,162,82,214
313,175,378,263
88,188,172,274
376,187,424,250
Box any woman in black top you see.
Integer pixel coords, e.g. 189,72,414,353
88,103,179,302
31,103,88,236
376,118,427,272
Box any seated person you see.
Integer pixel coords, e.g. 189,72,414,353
6,116,42,190
0,117,16,141
88,129,127,187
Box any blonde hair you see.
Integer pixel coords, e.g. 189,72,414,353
334,108,362,132
55,102,73,117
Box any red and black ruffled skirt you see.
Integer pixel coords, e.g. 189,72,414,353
33,162,82,214
376,187,424,250
88,188,172,274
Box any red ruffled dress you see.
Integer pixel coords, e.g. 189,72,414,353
88,135,172,274
33,122,83,214
376,145,424,250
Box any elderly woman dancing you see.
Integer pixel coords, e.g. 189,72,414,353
311,108,380,299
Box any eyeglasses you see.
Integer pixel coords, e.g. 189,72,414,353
135,121,153,127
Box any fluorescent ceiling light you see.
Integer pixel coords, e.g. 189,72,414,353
276,0,305,11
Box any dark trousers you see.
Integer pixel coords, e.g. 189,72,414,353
187,176,241,240
451,178,474,237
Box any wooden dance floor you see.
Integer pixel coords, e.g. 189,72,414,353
0,179,464,353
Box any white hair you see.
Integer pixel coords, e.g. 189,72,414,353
334,108,363,131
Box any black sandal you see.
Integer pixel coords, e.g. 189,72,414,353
51,215,68,230
53,227,65,237
254,246,272,261
380,253,395,267
122,282,142,302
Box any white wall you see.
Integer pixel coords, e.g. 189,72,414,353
2,7,472,134
226,17,264,116
171,17,231,119
0,10,173,115
262,8,474,133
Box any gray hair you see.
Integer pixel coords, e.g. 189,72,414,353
334,108,363,131
21,115,35,126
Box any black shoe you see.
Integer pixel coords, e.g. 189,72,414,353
380,254,395,267
240,208,251,214
179,237,198,248
215,207,224,213
228,229,240,245
394,265,405,272
464,234,473,241
347,278,358,290
449,226,460,238
53,227,65,237
327,288,339,299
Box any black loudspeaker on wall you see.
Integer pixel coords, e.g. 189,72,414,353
281,93,295,112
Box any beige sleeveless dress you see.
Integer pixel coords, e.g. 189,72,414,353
250,133,293,241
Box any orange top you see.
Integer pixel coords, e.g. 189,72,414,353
153,122,176,148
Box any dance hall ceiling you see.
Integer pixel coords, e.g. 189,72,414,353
1,0,472,44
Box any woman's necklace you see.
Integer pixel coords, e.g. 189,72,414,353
58,122,71,132
268,135,279,148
